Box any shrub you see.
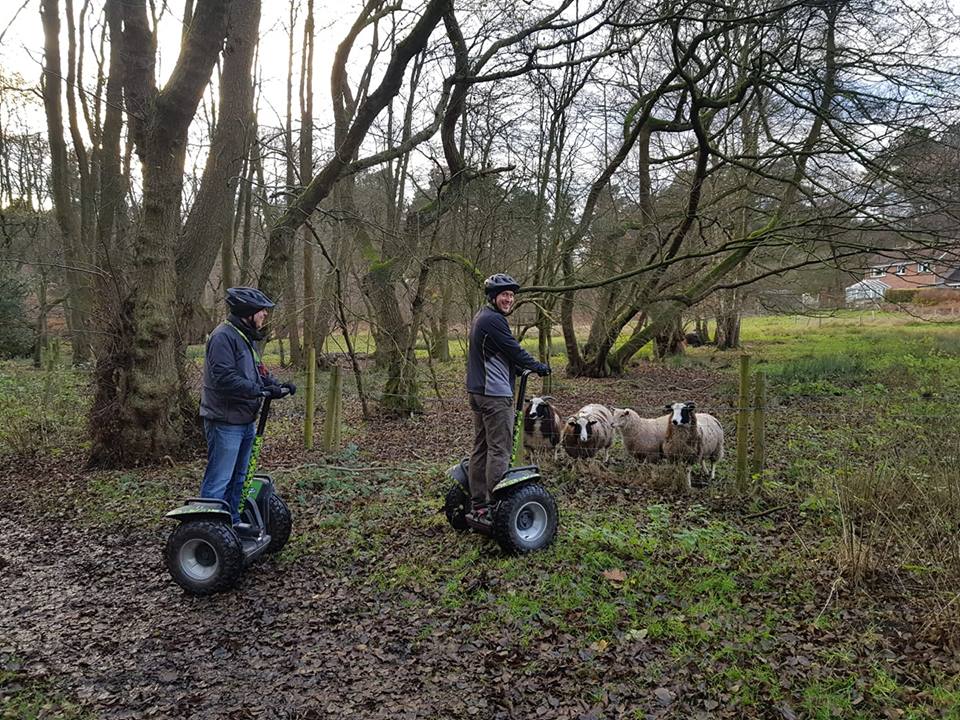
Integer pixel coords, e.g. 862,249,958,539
884,288,918,304
915,287,960,306
0,272,35,358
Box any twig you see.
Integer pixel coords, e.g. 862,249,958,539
743,504,787,520
815,575,843,626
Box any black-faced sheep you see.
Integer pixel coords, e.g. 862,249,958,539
523,396,562,455
661,401,724,489
561,403,614,461
611,407,671,463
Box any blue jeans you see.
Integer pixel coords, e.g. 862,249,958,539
199,420,256,523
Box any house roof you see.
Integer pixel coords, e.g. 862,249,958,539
865,247,953,268
845,278,889,293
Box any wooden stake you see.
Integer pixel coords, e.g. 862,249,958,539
322,365,342,452
304,347,316,449
735,354,751,493
751,370,765,484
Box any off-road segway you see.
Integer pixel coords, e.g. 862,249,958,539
164,390,293,595
444,369,559,553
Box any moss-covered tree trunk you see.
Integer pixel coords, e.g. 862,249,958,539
88,0,231,466
714,289,742,350
362,262,421,415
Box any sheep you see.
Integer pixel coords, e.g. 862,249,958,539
661,401,725,489
561,403,615,461
523,396,563,457
611,407,671,463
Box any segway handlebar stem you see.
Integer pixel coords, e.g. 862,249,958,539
256,387,291,436
516,369,534,413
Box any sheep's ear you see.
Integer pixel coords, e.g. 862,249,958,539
567,418,577,426
587,420,597,427
664,403,674,412
685,401,696,409
541,395,555,402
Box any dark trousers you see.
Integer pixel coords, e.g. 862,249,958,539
468,393,514,504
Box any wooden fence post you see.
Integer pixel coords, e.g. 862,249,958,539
322,365,343,452
304,348,316,450
735,354,751,493
334,364,343,448
751,370,765,484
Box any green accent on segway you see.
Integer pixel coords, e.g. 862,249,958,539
510,401,524,465
165,504,232,522
246,477,265,502
492,466,542,493
237,435,264,514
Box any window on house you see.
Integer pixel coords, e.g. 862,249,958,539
917,262,931,273
895,264,907,275
871,267,885,277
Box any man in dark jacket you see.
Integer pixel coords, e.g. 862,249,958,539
199,287,295,523
466,273,550,519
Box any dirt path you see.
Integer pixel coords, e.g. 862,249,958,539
3,513,672,719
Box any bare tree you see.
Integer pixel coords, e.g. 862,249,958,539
176,0,261,337
40,0,92,364
89,0,232,466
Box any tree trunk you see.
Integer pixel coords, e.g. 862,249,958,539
362,261,421,415
176,0,260,324
282,0,302,367
653,314,685,360
89,0,231,467
714,290,742,350
40,0,91,365
428,277,452,361
300,0,316,363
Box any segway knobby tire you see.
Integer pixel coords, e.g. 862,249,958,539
492,483,558,554
265,493,292,554
444,484,470,532
165,520,243,595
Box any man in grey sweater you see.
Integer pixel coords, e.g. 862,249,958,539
465,273,550,519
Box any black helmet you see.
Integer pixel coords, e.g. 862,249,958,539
226,286,275,316
484,273,520,300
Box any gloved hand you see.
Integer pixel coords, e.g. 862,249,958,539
536,363,551,377
261,385,285,399
281,381,297,396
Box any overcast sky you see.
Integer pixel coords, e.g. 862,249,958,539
0,1,356,133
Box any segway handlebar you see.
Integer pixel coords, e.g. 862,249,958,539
257,386,292,435
516,367,549,413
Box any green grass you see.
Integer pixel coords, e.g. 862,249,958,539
0,359,89,457
0,668,91,720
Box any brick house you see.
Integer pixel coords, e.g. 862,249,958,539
845,248,960,304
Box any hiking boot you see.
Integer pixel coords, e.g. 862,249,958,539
466,502,492,525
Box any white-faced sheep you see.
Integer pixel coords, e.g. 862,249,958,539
523,396,563,456
561,404,615,461
661,401,724,489
611,408,671,463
